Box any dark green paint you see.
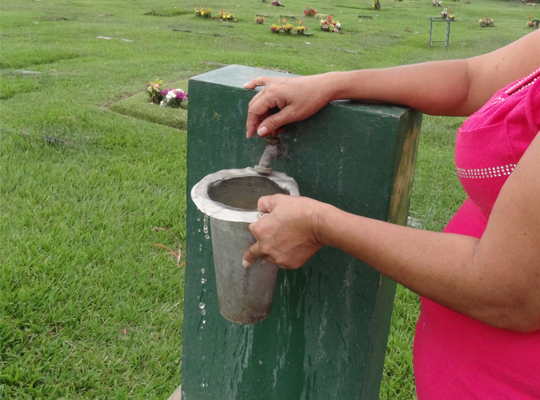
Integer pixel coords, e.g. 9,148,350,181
182,65,422,400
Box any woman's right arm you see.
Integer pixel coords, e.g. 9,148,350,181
245,29,540,138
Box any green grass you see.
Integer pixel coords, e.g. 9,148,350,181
1,0,537,398
0,72,42,100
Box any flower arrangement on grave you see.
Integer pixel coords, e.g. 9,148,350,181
448,9,455,20
441,8,448,19
255,16,265,24
195,7,212,18
272,0,284,6
270,20,282,33
527,14,538,28
275,18,291,34
282,23,294,34
219,8,238,22
373,0,381,10
159,89,188,108
295,20,308,34
321,15,341,32
304,7,317,17
432,0,442,6
479,15,494,27
147,79,164,104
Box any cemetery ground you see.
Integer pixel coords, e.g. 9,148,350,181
1,0,537,398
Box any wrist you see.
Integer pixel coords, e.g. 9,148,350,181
323,71,359,102
321,72,346,102
310,202,335,247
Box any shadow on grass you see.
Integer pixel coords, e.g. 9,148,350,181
143,8,191,17
109,79,189,130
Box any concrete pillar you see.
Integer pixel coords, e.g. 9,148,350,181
181,65,422,400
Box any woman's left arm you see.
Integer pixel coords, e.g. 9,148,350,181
244,133,540,333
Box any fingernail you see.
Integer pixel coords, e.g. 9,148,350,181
257,126,268,136
242,259,252,268
246,131,250,138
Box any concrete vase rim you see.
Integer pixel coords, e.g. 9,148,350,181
191,167,300,223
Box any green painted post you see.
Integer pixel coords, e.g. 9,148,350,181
181,65,422,400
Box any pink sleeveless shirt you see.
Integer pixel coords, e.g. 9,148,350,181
414,68,540,399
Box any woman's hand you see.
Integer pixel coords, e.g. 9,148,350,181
244,75,333,138
242,194,327,269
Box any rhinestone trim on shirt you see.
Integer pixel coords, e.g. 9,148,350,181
494,67,540,103
457,164,516,179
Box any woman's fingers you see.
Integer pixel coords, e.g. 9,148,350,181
242,242,262,268
241,196,281,268
246,92,271,138
242,242,291,270
245,76,295,138
246,91,283,138
255,109,295,137
246,110,267,138
242,195,325,269
245,75,330,138
247,96,298,138
243,76,270,90
257,194,278,213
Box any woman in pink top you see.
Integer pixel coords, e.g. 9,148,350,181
242,30,540,398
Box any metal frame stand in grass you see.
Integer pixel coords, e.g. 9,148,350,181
429,17,451,48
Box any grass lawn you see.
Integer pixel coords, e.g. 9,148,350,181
1,0,537,398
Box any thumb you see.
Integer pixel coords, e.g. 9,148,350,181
244,76,269,90
257,195,280,214
242,241,262,268
257,109,295,137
